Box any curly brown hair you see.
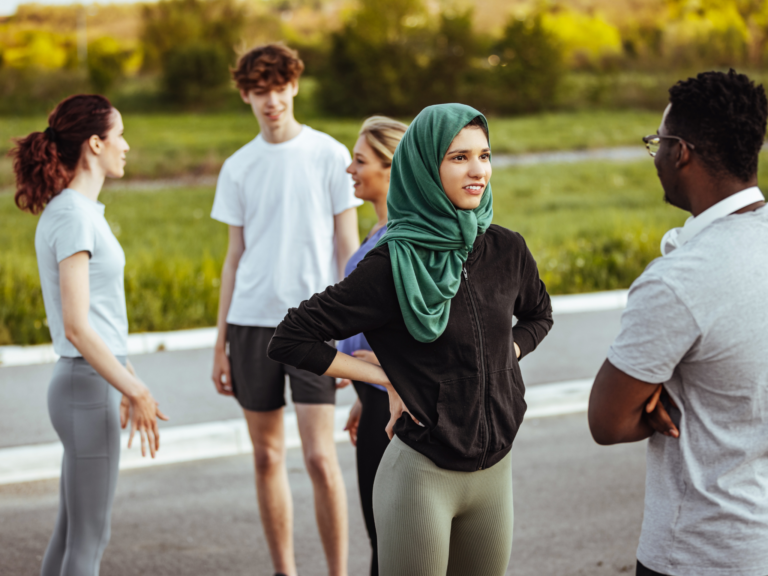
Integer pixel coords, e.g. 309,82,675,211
11,94,114,214
231,43,305,93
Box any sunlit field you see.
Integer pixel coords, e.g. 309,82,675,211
0,109,662,188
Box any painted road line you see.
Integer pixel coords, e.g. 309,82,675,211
0,292,627,368
0,379,592,485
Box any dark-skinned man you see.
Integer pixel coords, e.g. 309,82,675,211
589,70,768,576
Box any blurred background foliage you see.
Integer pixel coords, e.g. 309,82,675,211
2,0,768,344
1,0,768,115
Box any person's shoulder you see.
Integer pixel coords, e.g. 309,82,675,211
222,136,262,167
302,126,350,156
485,224,527,249
41,191,81,221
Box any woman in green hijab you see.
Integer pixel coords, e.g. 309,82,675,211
269,103,553,575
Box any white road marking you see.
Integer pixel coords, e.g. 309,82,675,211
0,291,627,368
0,379,593,485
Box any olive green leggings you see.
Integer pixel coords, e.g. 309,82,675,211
372,436,514,576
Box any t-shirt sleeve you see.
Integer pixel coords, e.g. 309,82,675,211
608,274,701,384
328,143,362,215
49,207,96,263
210,162,244,226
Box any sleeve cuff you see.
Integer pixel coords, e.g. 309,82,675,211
333,197,364,215
297,342,338,376
512,326,536,360
607,348,668,384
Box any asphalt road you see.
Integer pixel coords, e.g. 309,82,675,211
0,308,623,449
0,412,646,576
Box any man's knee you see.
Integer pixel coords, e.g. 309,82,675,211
253,444,285,476
304,450,339,485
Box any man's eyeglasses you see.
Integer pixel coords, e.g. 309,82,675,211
642,134,696,157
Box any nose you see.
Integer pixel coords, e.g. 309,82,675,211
467,157,486,179
346,161,355,175
267,90,280,106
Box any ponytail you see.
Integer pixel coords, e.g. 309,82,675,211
11,94,114,214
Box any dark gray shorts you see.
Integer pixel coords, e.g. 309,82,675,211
227,324,336,412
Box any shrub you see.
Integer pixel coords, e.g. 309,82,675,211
87,36,135,93
161,43,231,104
537,228,662,295
475,13,564,115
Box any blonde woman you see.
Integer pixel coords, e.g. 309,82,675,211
338,116,407,576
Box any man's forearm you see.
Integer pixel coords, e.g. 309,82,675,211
215,258,238,350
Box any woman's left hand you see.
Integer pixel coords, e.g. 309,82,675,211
385,385,421,440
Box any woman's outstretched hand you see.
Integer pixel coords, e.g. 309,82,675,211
385,385,421,440
120,362,169,458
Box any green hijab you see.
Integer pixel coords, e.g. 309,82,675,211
376,103,493,343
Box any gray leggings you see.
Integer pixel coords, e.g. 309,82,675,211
372,436,514,576
41,357,123,576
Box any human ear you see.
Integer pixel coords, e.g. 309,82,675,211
88,134,103,156
290,81,299,97
674,142,693,170
239,89,251,104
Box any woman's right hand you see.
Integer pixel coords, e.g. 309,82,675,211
345,398,362,446
126,384,169,458
212,346,233,396
385,385,421,440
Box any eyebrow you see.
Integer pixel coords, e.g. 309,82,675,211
445,148,491,155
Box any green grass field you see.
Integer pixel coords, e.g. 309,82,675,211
0,155,697,346
0,109,662,188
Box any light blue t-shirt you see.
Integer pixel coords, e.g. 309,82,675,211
35,188,128,357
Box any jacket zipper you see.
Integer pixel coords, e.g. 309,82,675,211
463,266,490,470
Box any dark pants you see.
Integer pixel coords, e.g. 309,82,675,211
352,381,391,576
637,560,668,576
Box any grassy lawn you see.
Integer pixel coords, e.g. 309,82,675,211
0,109,662,188
5,152,765,345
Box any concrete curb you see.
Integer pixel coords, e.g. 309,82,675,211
0,379,592,485
0,291,628,368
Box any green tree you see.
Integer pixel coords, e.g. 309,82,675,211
141,0,245,71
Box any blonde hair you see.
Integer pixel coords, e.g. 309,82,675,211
359,116,408,167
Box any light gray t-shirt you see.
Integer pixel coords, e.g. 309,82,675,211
35,189,128,357
608,206,768,576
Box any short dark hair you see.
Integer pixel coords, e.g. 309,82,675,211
231,43,304,93
666,69,767,182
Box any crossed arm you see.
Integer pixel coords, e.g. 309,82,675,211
588,359,679,445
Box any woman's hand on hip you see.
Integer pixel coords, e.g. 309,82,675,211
385,385,421,440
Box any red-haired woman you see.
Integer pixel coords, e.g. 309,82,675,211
11,94,168,576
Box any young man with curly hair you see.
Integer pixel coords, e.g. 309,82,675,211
210,44,360,576
589,70,768,576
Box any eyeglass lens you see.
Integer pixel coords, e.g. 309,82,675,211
646,137,660,157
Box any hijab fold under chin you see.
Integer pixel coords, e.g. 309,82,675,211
376,103,493,343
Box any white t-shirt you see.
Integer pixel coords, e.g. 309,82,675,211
35,188,128,357
211,125,361,327
608,206,768,576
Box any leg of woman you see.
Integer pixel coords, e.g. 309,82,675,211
43,358,122,576
445,451,514,576
373,436,459,576
40,461,68,576
352,382,391,576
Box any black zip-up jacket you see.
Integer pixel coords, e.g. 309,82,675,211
268,224,553,472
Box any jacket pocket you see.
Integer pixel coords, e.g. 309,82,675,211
433,375,484,459
487,365,527,452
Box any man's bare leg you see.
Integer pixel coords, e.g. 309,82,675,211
295,403,348,576
243,407,297,576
